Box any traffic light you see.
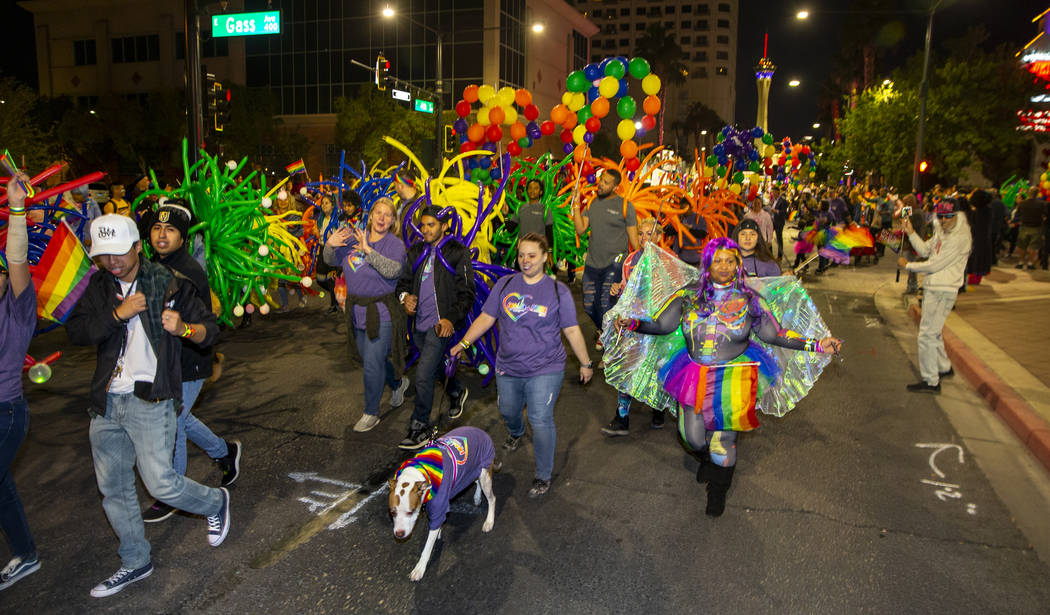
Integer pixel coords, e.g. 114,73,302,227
444,125,455,153
375,53,390,90
918,160,929,173
214,87,231,132
205,72,217,114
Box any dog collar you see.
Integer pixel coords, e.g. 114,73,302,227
396,445,444,503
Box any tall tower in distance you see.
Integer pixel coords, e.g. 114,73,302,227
755,33,775,133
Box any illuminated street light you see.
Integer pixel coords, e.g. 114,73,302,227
381,6,395,17
883,79,892,86
701,129,707,135
796,9,810,20
532,23,544,33
812,122,821,128
788,79,801,87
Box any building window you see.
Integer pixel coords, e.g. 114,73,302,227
620,8,630,16
717,35,729,44
681,36,691,44
593,9,602,17
619,23,629,31
693,51,707,61
682,5,693,13
591,54,602,63
636,7,645,15
202,37,229,58
717,19,729,28
696,36,708,46
499,0,526,89
664,21,674,29
619,38,629,47
695,67,708,78
697,20,709,30
716,50,728,60
718,2,730,12
604,24,616,34
698,4,710,15
73,39,97,66
636,22,646,31
649,7,661,16
666,6,676,14
682,20,691,28
111,34,160,64
573,29,588,70
717,66,728,76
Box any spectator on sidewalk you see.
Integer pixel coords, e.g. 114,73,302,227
966,189,993,286
899,199,973,394
66,214,231,598
744,196,774,245
770,186,791,260
1013,187,1046,271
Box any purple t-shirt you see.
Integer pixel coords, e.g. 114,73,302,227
415,252,439,332
741,254,782,277
335,233,406,328
426,426,496,531
0,281,37,401
482,273,577,378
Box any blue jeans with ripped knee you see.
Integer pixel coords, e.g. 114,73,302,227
582,263,622,331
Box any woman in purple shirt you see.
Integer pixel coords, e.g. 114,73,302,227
0,173,40,590
323,197,410,433
450,234,594,498
733,219,783,277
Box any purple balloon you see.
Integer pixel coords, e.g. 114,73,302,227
453,118,468,133
528,125,542,140
583,132,594,144
627,171,636,181
586,173,597,183
563,142,574,154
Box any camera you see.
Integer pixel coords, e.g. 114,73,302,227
901,205,912,217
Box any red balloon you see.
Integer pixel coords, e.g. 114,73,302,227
540,120,556,136
523,103,540,121
455,100,471,118
507,142,522,156
641,115,657,130
625,157,641,171
585,117,601,133
582,161,593,175
460,141,476,153
486,124,503,143
560,129,573,144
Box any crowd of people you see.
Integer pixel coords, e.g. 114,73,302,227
2,157,1046,597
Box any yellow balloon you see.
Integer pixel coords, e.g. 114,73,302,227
642,74,662,96
764,145,776,158
703,167,714,177
477,106,491,126
497,86,516,107
809,172,816,178
572,124,587,145
616,119,636,141
477,85,496,104
568,92,586,111
598,75,619,98
503,105,518,125
562,91,574,106
1043,181,1050,190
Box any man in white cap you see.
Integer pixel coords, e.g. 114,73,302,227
66,214,231,598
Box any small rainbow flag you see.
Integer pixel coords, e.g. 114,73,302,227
285,159,306,175
30,220,97,322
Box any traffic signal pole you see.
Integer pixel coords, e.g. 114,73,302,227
434,31,443,172
185,0,203,172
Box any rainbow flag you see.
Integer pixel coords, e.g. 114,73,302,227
285,159,306,175
30,220,97,322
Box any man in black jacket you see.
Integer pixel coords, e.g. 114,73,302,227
67,214,231,598
396,206,475,449
139,202,242,524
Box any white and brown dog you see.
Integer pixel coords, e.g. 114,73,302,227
388,426,497,581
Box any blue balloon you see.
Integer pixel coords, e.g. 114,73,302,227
712,144,725,156
527,125,542,140
584,63,602,81
479,155,492,169
599,57,612,73
466,157,478,169
751,126,764,138
583,131,594,144
459,133,469,144
721,126,732,137
617,80,629,98
490,167,502,180
748,149,760,162
587,86,600,104
453,118,468,133
563,142,575,155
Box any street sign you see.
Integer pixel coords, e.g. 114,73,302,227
212,11,280,38
391,89,411,102
414,99,434,114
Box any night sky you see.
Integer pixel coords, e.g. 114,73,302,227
734,0,1045,141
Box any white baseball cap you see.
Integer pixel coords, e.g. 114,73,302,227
88,214,140,257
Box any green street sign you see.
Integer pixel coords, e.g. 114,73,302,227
414,99,434,114
212,11,281,38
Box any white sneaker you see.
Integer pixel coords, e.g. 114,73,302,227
354,414,380,432
389,377,410,408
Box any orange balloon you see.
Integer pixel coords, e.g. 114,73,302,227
620,139,638,159
509,122,527,140
489,106,506,125
467,123,485,143
574,143,588,163
590,97,610,119
463,85,480,104
514,88,532,107
643,95,661,116
562,113,577,130
550,104,569,125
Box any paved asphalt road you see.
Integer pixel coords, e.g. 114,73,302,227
7,284,1050,614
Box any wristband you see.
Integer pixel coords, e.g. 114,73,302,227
581,362,594,370
804,339,819,352
113,309,128,324
627,319,639,331
180,324,194,338
8,204,25,215
459,340,470,350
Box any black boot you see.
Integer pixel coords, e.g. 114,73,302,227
695,448,712,484
705,464,735,517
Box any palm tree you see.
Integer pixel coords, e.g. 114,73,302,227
670,101,725,156
634,24,688,146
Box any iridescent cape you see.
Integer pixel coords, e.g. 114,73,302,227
601,244,832,418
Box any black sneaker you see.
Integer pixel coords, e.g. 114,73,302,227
90,563,153,598
601,415,630,437
142,500,175,523
502,434,523,452
216,440,242,487
448,389,469,420
0,553,40,591
206,488,231,547
528,478,551,498
939,368,954,379
650,409,665,429
398,428,430,450
906,381,941,394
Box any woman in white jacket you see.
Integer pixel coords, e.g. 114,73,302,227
898,199,972,393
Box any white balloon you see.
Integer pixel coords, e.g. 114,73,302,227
258,245,270,257
277,189,288,200
227,160,238,171
259,303,270,315
261,197,273,208
299,187,308,195
300,276,313,288
233,305,245,317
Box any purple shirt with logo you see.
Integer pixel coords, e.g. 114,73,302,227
334,233,406,327
426,426,496,531
0,281,37,401
415,252,439,332
482,273,577,378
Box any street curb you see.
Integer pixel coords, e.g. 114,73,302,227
908,303,1050,473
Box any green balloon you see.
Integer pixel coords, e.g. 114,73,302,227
762,133,774,145
706,155,718,167
716,166,728,177
733,171,745,183
716,132,725,143
518,137,531,148
628,57,651,79
566,70,588,93
604,60,626,79
748,161,761,173
577,107,593,123
616,96,636,120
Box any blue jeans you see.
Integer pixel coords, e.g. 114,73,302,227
353,321,399,416
174,379,228,476
497,371,563,481
411,328,461,428
90,393,224,569
0,398,35,558
582,263,622,330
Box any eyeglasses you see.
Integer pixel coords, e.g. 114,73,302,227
936,213,956,219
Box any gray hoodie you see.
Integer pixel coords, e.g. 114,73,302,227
905,213,972,293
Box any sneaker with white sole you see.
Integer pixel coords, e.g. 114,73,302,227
142,500,176,523
90,563,153,598
216,440,242,487
353,413,380,432
389,377,410,408
448,389,469,420
206,488,231,547
0,554,40,591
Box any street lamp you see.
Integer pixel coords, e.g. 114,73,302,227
700,129,707,135
788,79,801,87
796,9,810,20
532,23,544,33
812,122,821,129
381,6,394,18
912,0,944,194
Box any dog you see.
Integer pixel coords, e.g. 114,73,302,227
388,426,497,581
